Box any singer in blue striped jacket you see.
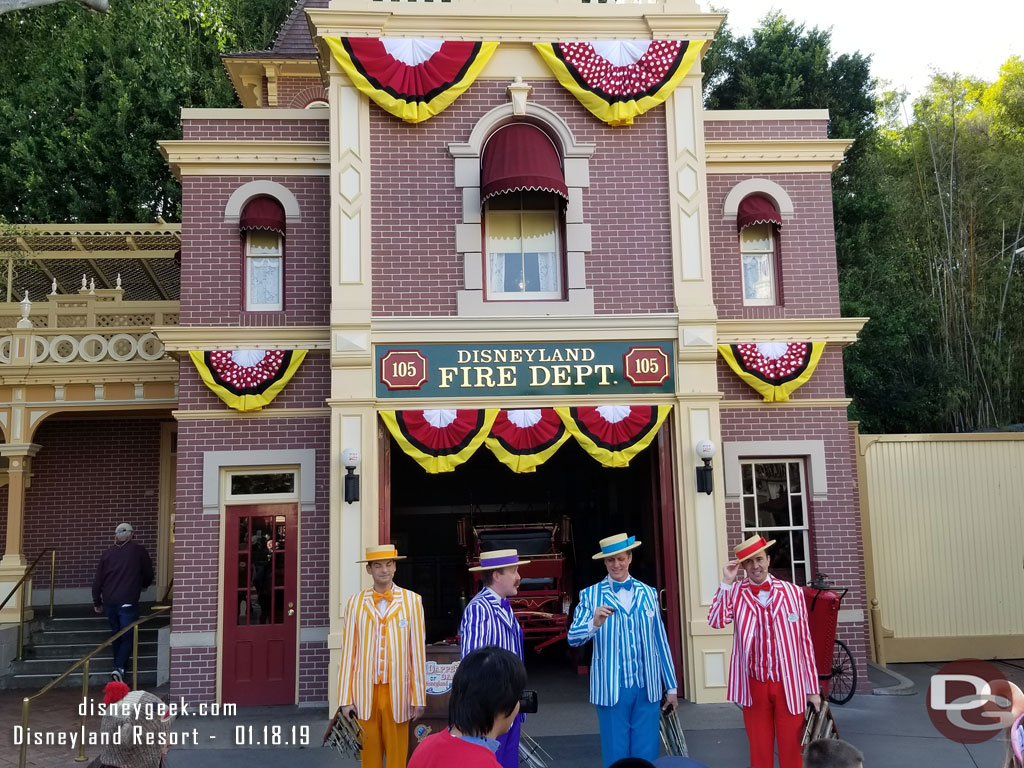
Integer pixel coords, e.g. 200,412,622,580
568,533,678,768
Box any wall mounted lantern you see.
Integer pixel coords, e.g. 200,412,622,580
695,439,716,495
343,447,360,504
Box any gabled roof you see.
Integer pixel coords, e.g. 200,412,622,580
223,0,329,61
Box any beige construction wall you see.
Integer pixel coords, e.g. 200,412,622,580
859,432,1024,662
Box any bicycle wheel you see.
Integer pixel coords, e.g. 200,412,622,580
827,639,857,705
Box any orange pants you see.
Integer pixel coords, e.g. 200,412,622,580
359,683,410,768
742,678,805,768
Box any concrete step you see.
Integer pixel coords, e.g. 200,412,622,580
11,655,158,677
3,669,159,689
23,641,159,659
30,627,163,645
39,616,168,632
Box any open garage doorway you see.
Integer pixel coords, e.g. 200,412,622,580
381,418,684,689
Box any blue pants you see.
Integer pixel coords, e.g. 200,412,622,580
495,714,522,768
104,603,139,672
595,685,660,768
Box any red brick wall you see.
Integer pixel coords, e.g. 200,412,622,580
717,346,847,402
708,172,841,319
370,80,675,316
261,76,327,109
182,119,328,142
704,118,828,141
179,175,329,326
719,408,869,689
171,417,330,704
178,353,329,412
0,418,164,592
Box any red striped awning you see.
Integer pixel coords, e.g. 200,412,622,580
481,123,568,205
737,195,782,231
240,196,286,236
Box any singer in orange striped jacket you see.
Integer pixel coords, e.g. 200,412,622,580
338,545,427,768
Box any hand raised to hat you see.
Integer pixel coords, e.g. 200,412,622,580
722,560,741,585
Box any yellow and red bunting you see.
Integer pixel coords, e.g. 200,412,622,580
485,408,572,474
188,350,307,412
380,409,498,474
718,342,825,402
555,405,671,468
323,37,498,123
533,40,704,126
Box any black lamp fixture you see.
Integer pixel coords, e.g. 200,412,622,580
343,447,360,504
695,439,716,495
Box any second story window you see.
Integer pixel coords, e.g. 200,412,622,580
240,196,286,312
480,123,568,302
737,194,783,307
485,191,561,300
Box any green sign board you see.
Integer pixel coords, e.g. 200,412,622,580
375,341,675,398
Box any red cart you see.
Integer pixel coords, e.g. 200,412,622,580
801,574,857,704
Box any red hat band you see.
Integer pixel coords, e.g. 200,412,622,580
736,537,769,561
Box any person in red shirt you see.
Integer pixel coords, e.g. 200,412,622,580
409,646,526,768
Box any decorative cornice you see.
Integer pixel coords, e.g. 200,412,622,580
306,8,724,44
720,398,852,410
221,59,322,109
703,109,830,122
705,139,853,173
0,360,178,385
717,317,867,344
153,325,330,352
158,141,330,178
371,314,679,345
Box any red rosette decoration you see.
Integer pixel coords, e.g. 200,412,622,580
323,37,498,123
534,40,705,126
485,408,571,473
188,349,307,412
718,342,825,402
380,409,498,473
556,405,671,468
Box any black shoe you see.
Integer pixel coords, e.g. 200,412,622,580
111,668,123,683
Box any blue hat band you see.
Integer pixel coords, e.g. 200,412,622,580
601,536,635,556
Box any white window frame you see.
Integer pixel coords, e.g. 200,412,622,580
740,223,777,306
739,459,810,585
245,230,284,312
484,201,563,301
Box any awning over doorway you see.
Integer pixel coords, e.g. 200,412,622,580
380,405,671,474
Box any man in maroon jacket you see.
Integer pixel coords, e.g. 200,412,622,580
92,523,153,682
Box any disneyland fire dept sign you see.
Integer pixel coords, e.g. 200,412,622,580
375,341,675,398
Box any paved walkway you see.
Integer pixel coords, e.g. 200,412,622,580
3,661,1022,767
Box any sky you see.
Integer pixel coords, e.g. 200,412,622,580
712,1,1024,97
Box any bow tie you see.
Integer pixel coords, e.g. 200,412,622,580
375,591,394,603
746,581,770,595
611,579,634,593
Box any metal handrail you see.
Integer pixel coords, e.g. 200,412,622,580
0,548,56,660
18,604,171,768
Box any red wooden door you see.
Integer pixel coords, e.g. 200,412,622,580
651,425,685,688
222,504,298,705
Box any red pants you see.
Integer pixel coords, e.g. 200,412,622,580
741,678,804,768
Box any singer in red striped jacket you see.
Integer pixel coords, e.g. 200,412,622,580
708,535,821,768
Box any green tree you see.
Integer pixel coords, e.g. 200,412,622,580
0,0,292,223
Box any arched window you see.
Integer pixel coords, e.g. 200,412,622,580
240,196,286,311
737,194,783,306
480,123,568,301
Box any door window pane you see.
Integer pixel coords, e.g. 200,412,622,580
230,473,295,496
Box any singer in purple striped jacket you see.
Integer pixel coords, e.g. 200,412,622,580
459,549,530,768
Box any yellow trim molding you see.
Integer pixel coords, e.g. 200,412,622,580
173,408,331,420
181,108,328,121
717,317,867,344
371,314,679,345
719,398,852,410
154,326,330,352
158,141,330,178
703,109,830,121
705,139,853,174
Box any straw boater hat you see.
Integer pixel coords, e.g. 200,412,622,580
733,534,775,562
468,549,531,572
592,533,642,560
356,544,406,563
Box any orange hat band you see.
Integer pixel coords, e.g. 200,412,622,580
365,549,399,561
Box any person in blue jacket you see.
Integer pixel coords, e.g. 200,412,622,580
569,533,678,768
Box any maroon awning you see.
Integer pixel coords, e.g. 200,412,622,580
737,194,783,231
240,196,286,235
481,123,568,204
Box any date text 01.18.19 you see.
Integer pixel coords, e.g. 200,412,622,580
234,725,310,746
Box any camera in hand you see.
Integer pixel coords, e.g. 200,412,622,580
519,689,538,714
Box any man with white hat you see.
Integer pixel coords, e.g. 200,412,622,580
338,545,426,768
568,533,678,768
707,534,820,768
459,548,531,768
92,522,153,683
